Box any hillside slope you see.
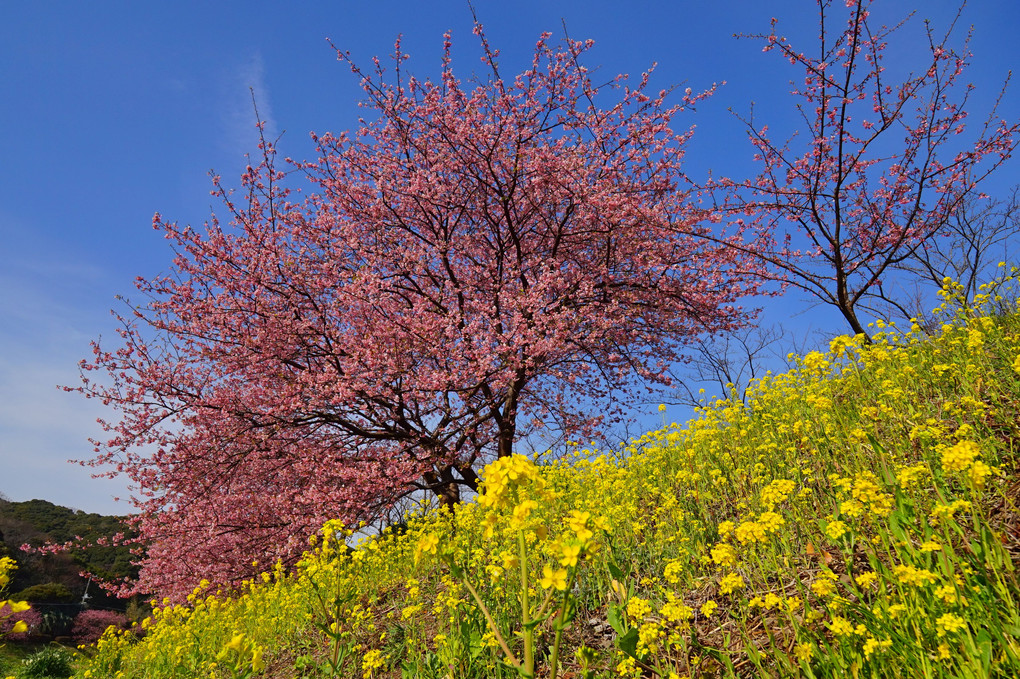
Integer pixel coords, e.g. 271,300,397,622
75,288,1020,678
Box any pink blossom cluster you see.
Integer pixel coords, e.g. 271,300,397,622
71,609,129,645
74,24,765,599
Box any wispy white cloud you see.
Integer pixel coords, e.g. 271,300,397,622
0,355,133,515
0,247,134,515
220,52,278,162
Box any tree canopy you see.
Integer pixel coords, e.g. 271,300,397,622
76,27,765,597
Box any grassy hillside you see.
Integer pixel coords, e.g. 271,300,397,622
71,281,1020,678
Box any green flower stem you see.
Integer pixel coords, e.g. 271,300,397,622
519,530,535,678
460,576,522,672
547,568,577,679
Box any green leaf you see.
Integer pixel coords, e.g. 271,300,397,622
523,616,546,631
616,627,640,659
607,604,626,636
561,598,577,627
468,629,484,659
553,610,574,632
976,628,993,671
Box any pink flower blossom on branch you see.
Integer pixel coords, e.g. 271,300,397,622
72,24,765,600
719,0,1018,335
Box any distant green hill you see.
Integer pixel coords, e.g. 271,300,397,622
0,498,138,609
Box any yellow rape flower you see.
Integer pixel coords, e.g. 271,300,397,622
512,499,539,522
539,565,568,591
719,572,744,595
828,616,854,636
663,560,684,585
251,646,265,672
934,584,965,606
735,520,767,544
481,513,500,539
660,596,694,623
825,519,848,540
414,533,439,563
811,578,836,597
811,570,837,597
930,500,971,524
225,634,245,652
710,543,737,568
852,478,894,516
361,649,386,678
627,597,652,621
0,557,16,590
801,351,829,373
840,499,865,518
863,637,892,659
968,460,992,488
566,510,594,544
557,541,582,568
897,460,930,487
941,440,980,473
760,479,797,508
758,511,785,532
637,622,664,654
616,655,639,677
854,571,878,588
936,613,967,637
892,564,938,587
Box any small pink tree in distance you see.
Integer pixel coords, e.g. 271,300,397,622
721,0,1018,336
71,609,128,646
74,24,765,598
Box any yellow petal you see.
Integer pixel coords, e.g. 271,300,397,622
225,633,245,652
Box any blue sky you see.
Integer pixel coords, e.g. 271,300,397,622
1,1,1017,515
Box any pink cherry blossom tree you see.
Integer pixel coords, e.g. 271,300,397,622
725,0,1018,336
75,26,764,598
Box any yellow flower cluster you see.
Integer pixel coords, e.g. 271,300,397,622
0,557,30,637
71,281,1020,679
940,440,993,488
733,510,785,544
824,519,848,540
477,454,550,511
863,636,892,659
0,557,13,591
892,564,939,587
718,572,744,596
